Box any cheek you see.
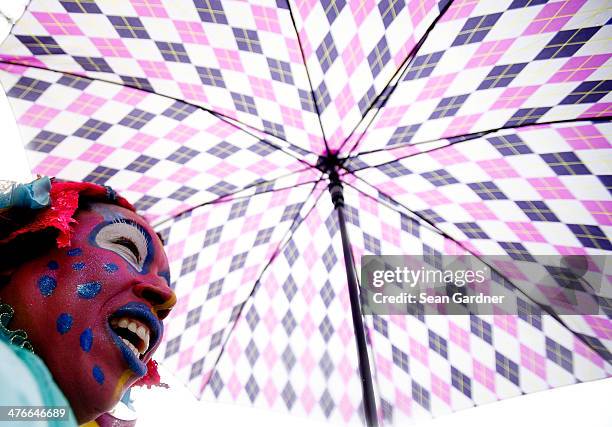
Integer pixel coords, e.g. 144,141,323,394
27,248,102,336
23,246,131,346
25,246,131,376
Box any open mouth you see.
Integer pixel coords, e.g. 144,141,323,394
109,317,151,360
107,303,162,373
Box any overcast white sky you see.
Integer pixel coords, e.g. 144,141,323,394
128,364,612,427
0,81,32,182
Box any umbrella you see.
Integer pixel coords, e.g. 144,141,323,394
0,0,610,425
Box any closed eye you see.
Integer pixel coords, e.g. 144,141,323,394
112,237,141,263
95,219,149,271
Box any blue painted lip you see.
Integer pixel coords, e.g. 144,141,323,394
107,302,163,375
109,329,145,376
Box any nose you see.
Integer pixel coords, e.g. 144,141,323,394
132,282,176,320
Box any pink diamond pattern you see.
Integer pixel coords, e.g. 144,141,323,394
0,65,316,224
203,184,365,425
292,0,445,151
2,0,323,152
0,1,609,425
349,0,610,154
157,181,323,398
340,182,610,425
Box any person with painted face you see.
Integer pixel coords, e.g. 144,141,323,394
0,177,176,426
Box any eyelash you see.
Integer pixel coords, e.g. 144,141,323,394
96,218,150,271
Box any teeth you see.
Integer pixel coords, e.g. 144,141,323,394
136,325,150,352
112,316,152,356
121,338,139,358
128,322,138,333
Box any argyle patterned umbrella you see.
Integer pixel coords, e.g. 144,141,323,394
0,0,611,426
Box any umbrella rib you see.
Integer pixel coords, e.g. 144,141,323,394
335,0,455,156
342,175,451,238
285,1,331,156
208,111,319,167
1,0,31,29
200,177,328,394
0,58,320,162
344,116,612,173
342,172,612,364
151,168,319,228
336,0,611,158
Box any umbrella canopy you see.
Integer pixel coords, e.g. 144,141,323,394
0,0,610,426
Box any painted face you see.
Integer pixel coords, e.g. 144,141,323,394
0,202,175,423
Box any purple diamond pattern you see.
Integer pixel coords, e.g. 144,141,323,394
349,121,612,362
348,0,611,154
292,0,445,150
157,181,324,398
0,64,319,223
0,1,610,425
203,183,365,425
1,0,324,152
351,121,611,258
339,181,611,425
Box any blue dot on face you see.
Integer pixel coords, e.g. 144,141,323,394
67,248,82,257
80,328,93,352
92,365,105,385
104,263,118,273
47,261,59,270
38,275,57,297
72,262,85,271
77,281,102,299
56,313,73,334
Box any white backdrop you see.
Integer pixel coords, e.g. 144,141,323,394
0,76,31,182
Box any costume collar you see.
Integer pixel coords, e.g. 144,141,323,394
0,301,34,353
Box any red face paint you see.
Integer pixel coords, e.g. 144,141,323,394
0,203,175,423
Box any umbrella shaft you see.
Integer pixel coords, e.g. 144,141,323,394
329,173,379,427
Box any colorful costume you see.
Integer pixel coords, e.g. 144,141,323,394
0,177,165,426
0,303,77,427
0,177,50,210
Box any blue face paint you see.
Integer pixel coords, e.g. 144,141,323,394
72,262,85,271
77,281,102,299
47,261,59,270
67,248,82,256
38,275,57,297
92,365,105,385
104,263,118,273
80,328,93,352
56,313,73,334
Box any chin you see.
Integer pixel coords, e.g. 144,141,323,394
46,355,135,425
74,403,111,425
66,373,137,424
63,385,117,424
